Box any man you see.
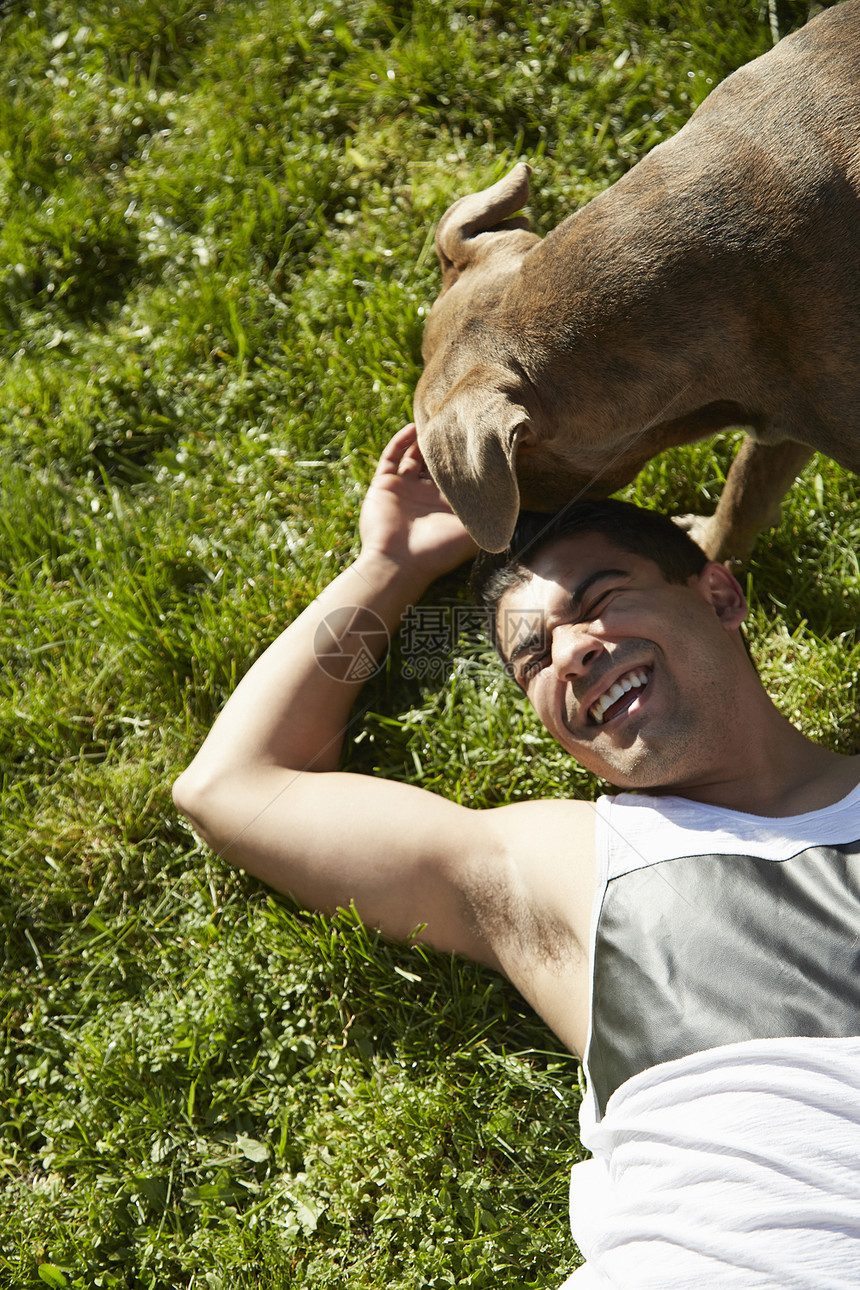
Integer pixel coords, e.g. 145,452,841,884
174,424,860,1288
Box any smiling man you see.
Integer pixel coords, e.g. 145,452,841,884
174,425,860,1289
478,505,858,814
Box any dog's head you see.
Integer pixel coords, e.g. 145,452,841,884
414,163,544,552
413,164,721,551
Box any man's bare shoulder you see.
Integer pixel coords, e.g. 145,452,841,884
487,794,599,837
458,795,599,1055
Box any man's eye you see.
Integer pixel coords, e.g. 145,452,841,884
581,589,615,619
521,653,549,681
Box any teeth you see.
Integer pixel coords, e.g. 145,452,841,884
590,669,648,724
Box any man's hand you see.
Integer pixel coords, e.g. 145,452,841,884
174,425,478,790
359,424,478,582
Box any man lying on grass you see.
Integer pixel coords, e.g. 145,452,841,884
174,423,860,1289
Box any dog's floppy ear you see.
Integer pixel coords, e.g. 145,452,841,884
417,366,528,552
435,163,533,290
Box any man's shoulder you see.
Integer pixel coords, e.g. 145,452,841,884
482,794,600,857
462,795,598,1056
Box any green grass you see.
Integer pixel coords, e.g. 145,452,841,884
1,0,857,1285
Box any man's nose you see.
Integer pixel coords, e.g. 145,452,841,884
551,624,604,678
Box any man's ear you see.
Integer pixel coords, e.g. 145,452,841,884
697,561,748,629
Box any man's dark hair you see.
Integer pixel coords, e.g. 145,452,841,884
471,499,709,648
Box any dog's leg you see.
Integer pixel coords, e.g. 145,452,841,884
689,438,815,563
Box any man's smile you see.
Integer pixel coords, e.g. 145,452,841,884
585,665,652,726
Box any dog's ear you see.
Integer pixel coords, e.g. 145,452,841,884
435,163,534,290
417,367,528,553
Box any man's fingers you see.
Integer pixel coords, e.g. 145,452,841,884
375,424,419,475
398,438,429,478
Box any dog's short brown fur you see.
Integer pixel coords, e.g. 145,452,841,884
414,1,860,558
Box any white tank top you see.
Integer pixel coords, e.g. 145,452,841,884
562,783,860,1289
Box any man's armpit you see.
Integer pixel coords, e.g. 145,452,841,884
458,859,584,975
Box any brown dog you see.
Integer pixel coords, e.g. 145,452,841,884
413,1,860,558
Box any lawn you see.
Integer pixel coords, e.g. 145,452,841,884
1,0,857,1286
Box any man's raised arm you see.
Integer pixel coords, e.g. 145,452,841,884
172,424,498,953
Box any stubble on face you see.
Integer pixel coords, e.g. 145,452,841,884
571,611,742,793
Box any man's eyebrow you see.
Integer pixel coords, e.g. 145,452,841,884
570,567,631,607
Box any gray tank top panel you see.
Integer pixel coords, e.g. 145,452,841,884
586,840,860,1119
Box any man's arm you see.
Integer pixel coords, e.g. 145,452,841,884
172,426,597,1049
173,426,491,944
172,428,505,954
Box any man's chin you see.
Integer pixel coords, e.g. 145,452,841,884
563,728,651,783
574,739,687,793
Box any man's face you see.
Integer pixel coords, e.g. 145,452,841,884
496,533,748,792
